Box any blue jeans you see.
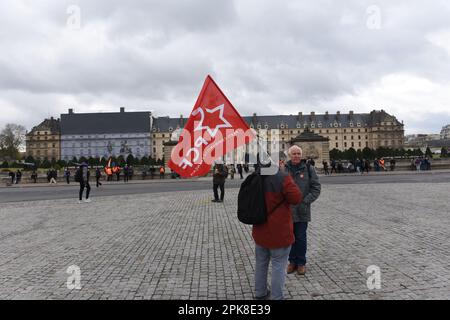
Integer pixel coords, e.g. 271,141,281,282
289,222,308,266
255,244,291,300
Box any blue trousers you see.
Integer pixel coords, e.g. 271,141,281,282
289,222,308,266
255,244,291,300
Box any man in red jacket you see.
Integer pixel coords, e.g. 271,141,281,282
252,157,302,300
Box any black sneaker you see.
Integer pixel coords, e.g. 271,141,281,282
255,290,270,300
211,199,219,203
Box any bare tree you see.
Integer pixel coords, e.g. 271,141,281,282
0,124,26,160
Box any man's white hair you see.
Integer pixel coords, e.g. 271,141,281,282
288,145,303,156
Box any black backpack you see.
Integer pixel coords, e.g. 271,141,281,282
237,172,285,225
237,172,267,225
74,168,82,182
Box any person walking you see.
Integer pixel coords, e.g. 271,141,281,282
77,162,91,203
123,165,129,183
285,145,321,276
390,158,396,171
116,167,121,182
237,163,244,179
15,170,22,184
252,157,302,300
330,160,337,174
212,161,227,203
229,164,235,180
31,170,37,183
64,168,71,184
159,166,165,179
49,169,57,184
364,159,370,174
323,160,329,175
95,167,103,187
8,171,15,185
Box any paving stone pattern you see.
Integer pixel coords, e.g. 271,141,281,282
0,183,449,300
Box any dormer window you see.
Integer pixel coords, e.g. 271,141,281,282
264,124,269,129
296,123,301,129
350,122,354,127
280,124,285,129
169,127,173,132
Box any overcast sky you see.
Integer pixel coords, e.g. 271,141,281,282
1,0,450,135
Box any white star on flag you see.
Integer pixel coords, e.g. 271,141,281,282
191,104,232,137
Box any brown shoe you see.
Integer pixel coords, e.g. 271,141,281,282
287,263,297,274
297,265,306,275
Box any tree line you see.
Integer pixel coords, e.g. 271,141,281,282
329,146,448,161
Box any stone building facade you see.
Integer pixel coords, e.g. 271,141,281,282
441,124,450,140
152,110,405,164
60,108,152,161
25,117,61,161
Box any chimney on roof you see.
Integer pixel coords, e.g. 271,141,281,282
298,112,303,121
120,107,125,113
325,111,329,119
180,114,184,126
68,108,74,115
349,110,354,120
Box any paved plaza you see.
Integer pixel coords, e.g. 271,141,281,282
0,182,449,300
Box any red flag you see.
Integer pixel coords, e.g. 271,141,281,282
168,75,255,178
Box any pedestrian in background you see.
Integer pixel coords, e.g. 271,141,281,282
15,170,22,184
65,168,71,184
95,167,103,187
212,161,227,203
77,162,91,203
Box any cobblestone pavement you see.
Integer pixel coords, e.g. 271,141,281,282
0,183,449,300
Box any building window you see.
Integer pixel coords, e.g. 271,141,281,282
344,142,347,148
336,143,339,148
335,136,338,140
344,136,347,140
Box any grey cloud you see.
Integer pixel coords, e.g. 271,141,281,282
0,0,450,133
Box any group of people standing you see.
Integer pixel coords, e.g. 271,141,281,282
411,157,432,171
323,158,397,175
8,170,22,184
